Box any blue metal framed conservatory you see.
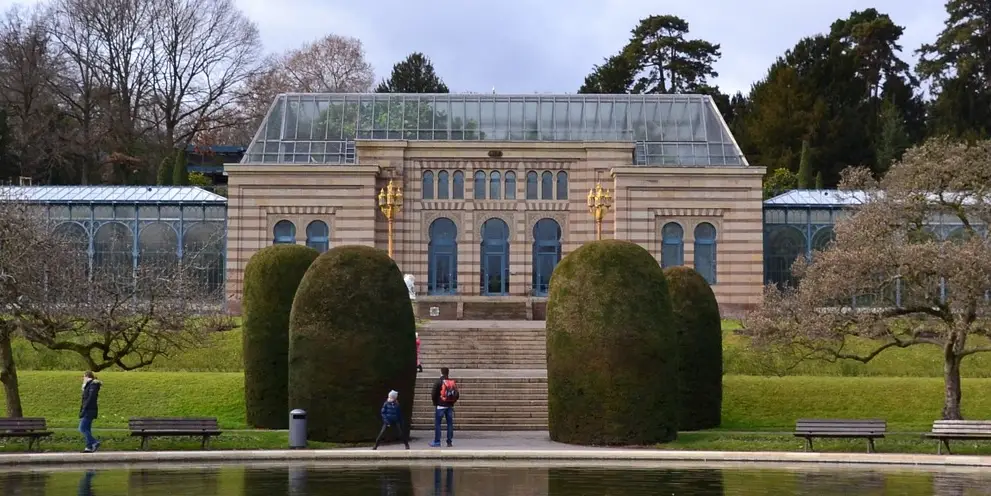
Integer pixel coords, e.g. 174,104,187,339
1,186,228,300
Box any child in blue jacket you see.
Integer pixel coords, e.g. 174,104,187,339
373,390,410,450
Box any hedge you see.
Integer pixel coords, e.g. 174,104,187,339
546,240,678,445
242,245,319,429
666,266,723,430
287,245,416,443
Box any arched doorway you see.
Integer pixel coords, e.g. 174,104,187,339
765,226,806,288
531,218,562,296
428,218,458,295
480,218,510,295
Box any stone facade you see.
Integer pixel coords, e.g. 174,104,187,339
225,140,765,314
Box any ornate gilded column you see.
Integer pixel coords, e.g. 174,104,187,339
377,179,403,257
587,183,613,241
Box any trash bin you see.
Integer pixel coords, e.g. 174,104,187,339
289,409,307,449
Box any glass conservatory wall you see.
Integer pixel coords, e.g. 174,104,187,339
243,93,747,167
47,203,227,300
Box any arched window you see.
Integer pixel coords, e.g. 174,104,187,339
428,218,458,295
505,171,517,200
540,171,553,199
184,223,225,296
480,218,510,295
526,171,538,200
661,222,684,268
306,220,330,252
452,171,465,199
811,226,835,252
138,222,178,269
273,220,296,244
474,171,486,200
53,222,90,267
556,171,568,200
694,222,717,284
765,226,806,288
489,171,501,200
437,171,449,200
532,218,562,296
422,171,434,200
93,222,133,278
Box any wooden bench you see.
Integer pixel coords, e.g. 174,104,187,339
924,420,991,454
129,417,222,450
0,418,52,451
794,419,886,453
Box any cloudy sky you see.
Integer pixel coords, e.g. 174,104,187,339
3,0,946,95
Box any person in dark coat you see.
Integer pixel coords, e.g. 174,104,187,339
372,390,410,450
79,371,102,452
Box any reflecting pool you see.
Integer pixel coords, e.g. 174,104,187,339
3,461,990,495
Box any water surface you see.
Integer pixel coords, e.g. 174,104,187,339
3,461,990,495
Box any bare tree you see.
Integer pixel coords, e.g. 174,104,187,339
744,136,991,420
48,0,111,184
236,34,375,141
0,4,62,182
148,0,261,149
0,190,233,417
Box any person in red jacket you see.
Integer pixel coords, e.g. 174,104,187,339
416,332,423,373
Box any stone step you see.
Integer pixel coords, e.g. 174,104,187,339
411,410,547,419
410,423,547,431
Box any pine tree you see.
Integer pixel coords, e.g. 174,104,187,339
157,157,173,185
171,149,187,186
815,171,824,189
375,52,449,93
875,98,910,174
797,139,813,188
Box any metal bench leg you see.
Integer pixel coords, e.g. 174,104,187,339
201,436,210,450
27,437,34,452
141,436,149,451
867,438,875,454
942,439,952,455
805,437,813,452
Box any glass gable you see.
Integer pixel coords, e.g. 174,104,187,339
242,93,748,167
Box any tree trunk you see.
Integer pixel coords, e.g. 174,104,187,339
942,352,963,420
0,333,23,417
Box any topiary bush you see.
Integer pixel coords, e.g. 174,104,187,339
665,266,723,430
546,239,678,445
288,245,416,443
242,244,320,429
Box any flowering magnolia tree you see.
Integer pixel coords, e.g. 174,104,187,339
745,137,991,420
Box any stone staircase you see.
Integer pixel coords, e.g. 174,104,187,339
413,320,548,431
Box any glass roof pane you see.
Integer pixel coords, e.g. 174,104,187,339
242,93,749,166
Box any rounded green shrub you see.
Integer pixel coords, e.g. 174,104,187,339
242,244,320,429
288,245,416,443
546,239,678,445
665,266,723,430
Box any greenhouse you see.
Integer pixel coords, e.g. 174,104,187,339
243,93,747,167
763,189,976,290
1,185,227,300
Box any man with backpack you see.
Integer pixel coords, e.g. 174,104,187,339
429,367,458,447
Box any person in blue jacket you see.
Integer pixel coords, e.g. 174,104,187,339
372,390,410,450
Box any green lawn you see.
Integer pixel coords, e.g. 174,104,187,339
8,371,990,433
14,320,991,378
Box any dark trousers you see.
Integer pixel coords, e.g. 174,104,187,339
373,421,409,448
434,407,453,444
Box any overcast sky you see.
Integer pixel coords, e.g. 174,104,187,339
3,0,946,95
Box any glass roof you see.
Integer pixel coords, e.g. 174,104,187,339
0,186,227,204
764,189,867,207
242,93,748,167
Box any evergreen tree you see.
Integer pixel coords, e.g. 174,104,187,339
875,98,910,174
815,171,824,189
578,15,720,94
375,52,449,93
157,157,173,185
171,149,187,186
797,140,813,188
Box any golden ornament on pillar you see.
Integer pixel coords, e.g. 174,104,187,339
377,179,403,257
587,183,612,241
